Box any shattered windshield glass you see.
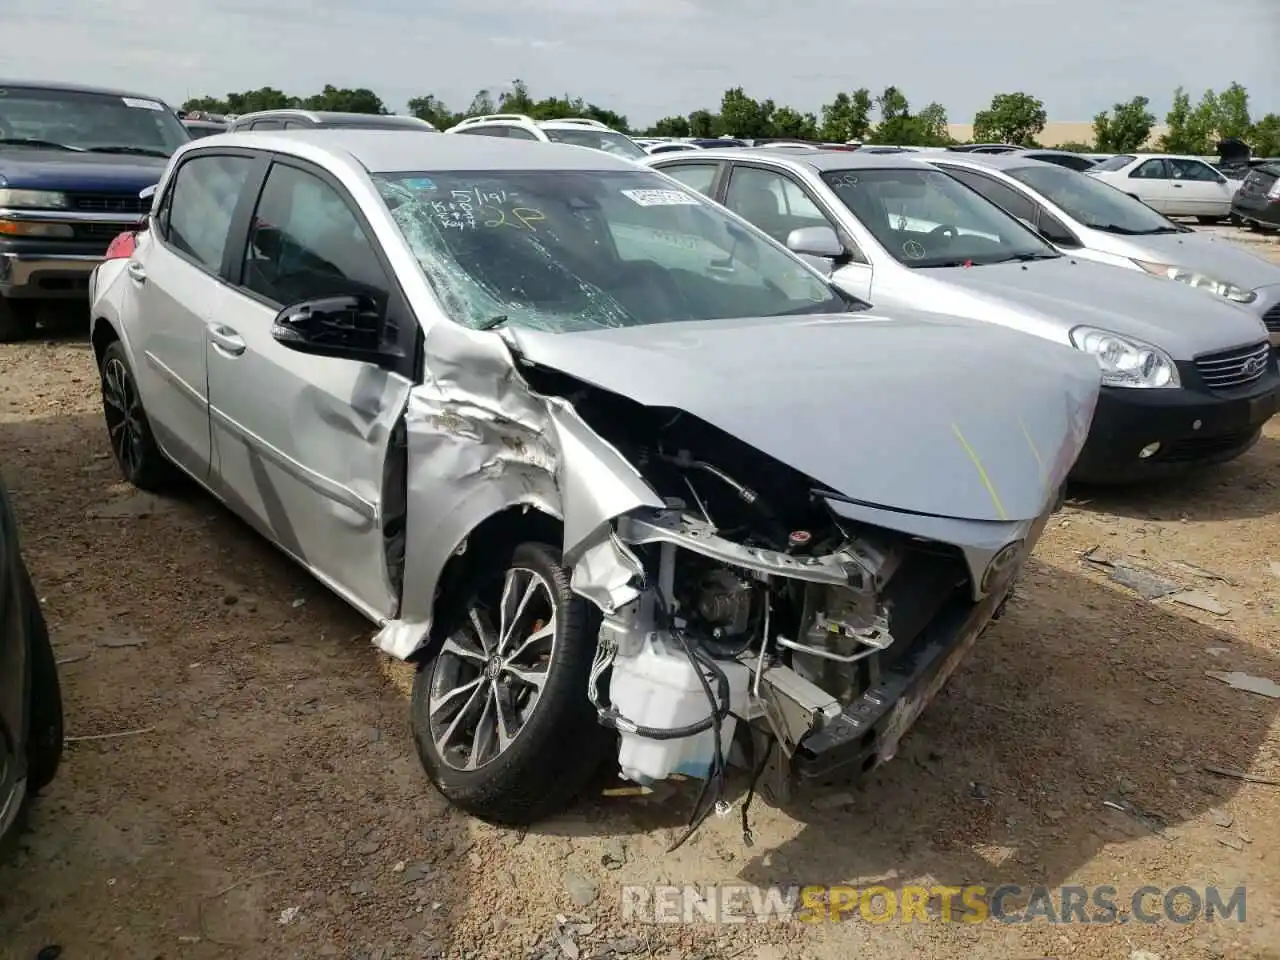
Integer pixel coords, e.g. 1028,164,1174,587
373,169,846,332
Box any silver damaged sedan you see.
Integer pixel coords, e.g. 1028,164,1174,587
89,131,1100,827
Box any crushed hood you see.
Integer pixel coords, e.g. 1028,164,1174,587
509,311,1100,524
938,256,1270,358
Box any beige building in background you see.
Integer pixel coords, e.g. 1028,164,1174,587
946,121,1168,148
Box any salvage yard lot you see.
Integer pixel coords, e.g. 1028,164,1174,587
2,228,1280,960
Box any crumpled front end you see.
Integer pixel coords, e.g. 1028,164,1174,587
377,315,1097,808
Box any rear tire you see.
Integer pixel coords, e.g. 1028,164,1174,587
99,340,175,492
0,299,35,343
1196,215,1224,225
410,541,611,825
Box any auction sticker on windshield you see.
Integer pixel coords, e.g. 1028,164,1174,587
621,188,701,207
122,97,164,111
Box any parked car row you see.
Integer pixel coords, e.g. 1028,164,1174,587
646,147,1279,485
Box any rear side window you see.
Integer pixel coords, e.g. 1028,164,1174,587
1091,154,1134,172
941,167,1037,222
1130,159,1169,179
164,154,256,272
503,126,540,141
250,119,285,130
658,163,719,196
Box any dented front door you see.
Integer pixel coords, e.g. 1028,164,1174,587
203,159,414,620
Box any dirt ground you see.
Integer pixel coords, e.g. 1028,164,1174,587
3,227,1280,960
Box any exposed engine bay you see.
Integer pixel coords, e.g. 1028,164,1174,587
521,363,1010,847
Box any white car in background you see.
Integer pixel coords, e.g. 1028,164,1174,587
445,114,648,161
924,153,1280,347
1086,154,1241,222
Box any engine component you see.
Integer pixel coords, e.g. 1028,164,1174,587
693,568,754,638
757,665,842,756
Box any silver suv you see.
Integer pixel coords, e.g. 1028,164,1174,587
445,113,647,160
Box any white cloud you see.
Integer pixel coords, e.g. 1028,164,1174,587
2,0,1276,126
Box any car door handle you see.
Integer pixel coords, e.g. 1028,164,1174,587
1172,183,1184,188
207,324,246,356
126,261,146,283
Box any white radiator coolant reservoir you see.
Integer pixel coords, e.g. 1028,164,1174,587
609,631,752,785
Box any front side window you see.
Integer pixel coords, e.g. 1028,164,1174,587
1006,163,1180,235
1090,154,1135,173
820,167,1058,267
542,128,648,160
502,126,541,141
0,84,190,156
165,155,256,271
374,169,845,332
1169,158,1222,182
242,163,390,307
724,166,837,244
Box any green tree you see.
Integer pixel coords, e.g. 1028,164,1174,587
1092,96,1156,152
867,89,950,146
718,87,775,138
466,89,497,116
225,87,298,114
1055,140,1094,153
972,92,1046,146
687,109,719,138
181,95,231,115
819,89,873,142
915,102,952,145
1215,82,1252,141
1251,114,1280,156
770,106,819,140
407,95,456,129
301,85,386,114
497,79,536,115
648,116,690,137
1161,87,1219,154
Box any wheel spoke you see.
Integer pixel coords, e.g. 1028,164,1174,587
467,690,496,769
429,674,483,713
468,607,495,656
497,571,539,654
434,679,487,756
491,682,516,753
503,617,555,665
441,632,487,664
502,663,549,693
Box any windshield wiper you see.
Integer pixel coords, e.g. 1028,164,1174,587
87,145,171,158
478,314,508,330
990,251,1062,263
0,137,85,151
1090,223,1180,235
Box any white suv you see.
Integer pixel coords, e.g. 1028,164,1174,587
444,114,647,161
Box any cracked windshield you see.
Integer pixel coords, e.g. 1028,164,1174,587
822,167,1060,267
0,85,190,156
375,169,846,331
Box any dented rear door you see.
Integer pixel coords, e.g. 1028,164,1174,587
204,158,414,620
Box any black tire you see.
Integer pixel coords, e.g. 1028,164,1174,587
411,541,610,825
21,567,62,792
0,298,35,344
99,340,175,492
1196,215,1223,225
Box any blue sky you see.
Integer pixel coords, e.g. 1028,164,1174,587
4,0,1277,125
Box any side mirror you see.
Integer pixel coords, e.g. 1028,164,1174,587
271,295,399,366
139,184,157,201
786,225,845,260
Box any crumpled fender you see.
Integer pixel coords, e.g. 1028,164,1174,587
373,321,662,660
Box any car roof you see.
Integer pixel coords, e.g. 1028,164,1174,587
921,152,1045,173
0,78,173,104
652,146,938,172
232,109,431,127
188,128,643,173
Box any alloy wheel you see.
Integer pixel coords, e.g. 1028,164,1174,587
428,566,558,771
102,357,145,478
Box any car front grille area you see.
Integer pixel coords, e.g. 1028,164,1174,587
1194,341,1272,391
71,222,130,243
1264,303,1280,334
67,192,150,215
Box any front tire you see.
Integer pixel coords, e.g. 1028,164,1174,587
0,299,35,343
22,568,62,793
411,541,610,825
99,340,174,492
